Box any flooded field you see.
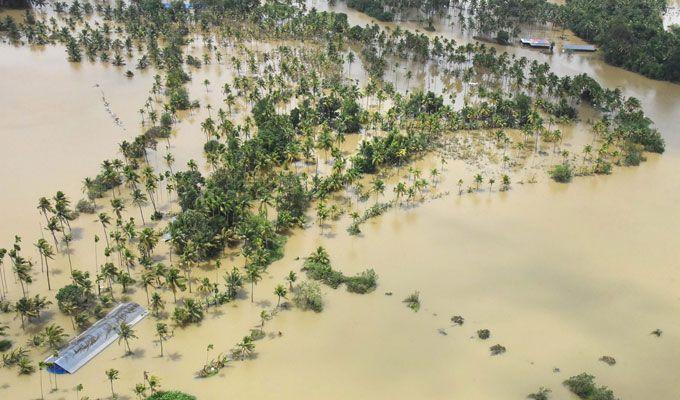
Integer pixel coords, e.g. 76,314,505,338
1,2,679,400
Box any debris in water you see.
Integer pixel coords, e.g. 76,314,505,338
437,328,447,336
451,315,464,326
599,356,616,366
651,329,663,337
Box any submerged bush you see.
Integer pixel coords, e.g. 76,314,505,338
549,163,573,183
146,391,196,400
293,281,324,312
302,247,378,293
345,269,378,294
527,387,551,400
563,373,617,400
477,329,491,340
75,199,96,214
403,291,420,312
302,247,345,288
490,344,506,355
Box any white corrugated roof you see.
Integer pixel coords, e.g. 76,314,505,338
45,302,148,373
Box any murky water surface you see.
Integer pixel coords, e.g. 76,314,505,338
1,3,679,399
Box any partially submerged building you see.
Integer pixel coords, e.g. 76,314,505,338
520,38,552,48
562,44,597,52
45,302,148,374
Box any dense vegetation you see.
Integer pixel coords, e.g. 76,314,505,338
563,373,618,400
0,0,662,397
454,0,680,81
563,0,680,82
342,0,679,81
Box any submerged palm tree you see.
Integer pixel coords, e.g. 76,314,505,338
165,268,187,303
274,284,287,307
105,369,119,397
116,322,138,355
155,322,171,357
286,271,297,290
245,264,262,303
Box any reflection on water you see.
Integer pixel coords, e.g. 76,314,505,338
1,2,680,399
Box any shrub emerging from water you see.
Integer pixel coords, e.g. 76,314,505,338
302,247,378,293
403,291,420,312
75,199,96,214
146,391,196,400
293,281,324,312
345,269,378,294
172,299,204,326
563,373,617,400
477,329,491,340
303,247,345,288
490,344,506,355
549,163,573,183
527,387,551,400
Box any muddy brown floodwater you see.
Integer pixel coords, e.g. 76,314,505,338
1,3,680,400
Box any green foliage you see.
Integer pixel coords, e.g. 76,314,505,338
344,269,378,294
527,387,551,400
56,284,95,313
172,299,204,326
564,0,680,82
146,391,196,400
0,339,12,352
75,199,96,214
346,0,394,21
403,291,420,312
302,247,378,293
489,344,506,355
293,281,324,312
563,373,617,400
549,163,572,183
302,247,345,288
496,30,510,44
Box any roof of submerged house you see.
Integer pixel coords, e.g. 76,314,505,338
520,38,552,48
45,302,148,374
563,44,597,52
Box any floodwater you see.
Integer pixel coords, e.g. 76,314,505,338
1,3,680,400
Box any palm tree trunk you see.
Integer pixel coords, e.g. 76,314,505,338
45,258,51,290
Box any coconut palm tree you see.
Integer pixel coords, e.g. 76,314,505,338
105,369,119,397
165,268,187,303
35,239,54,290
41,324,67,351
14,297,37,330
474,173,483,190
116,322,137,355
150,292,165,317
285,271,297,291
97,213,112,246
274,284,287,307
224,267,243,300
131,189,148,225
37,197,54,227
234,335,255,360
139,271,155,304
155,322,171,357
245,264,262,303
